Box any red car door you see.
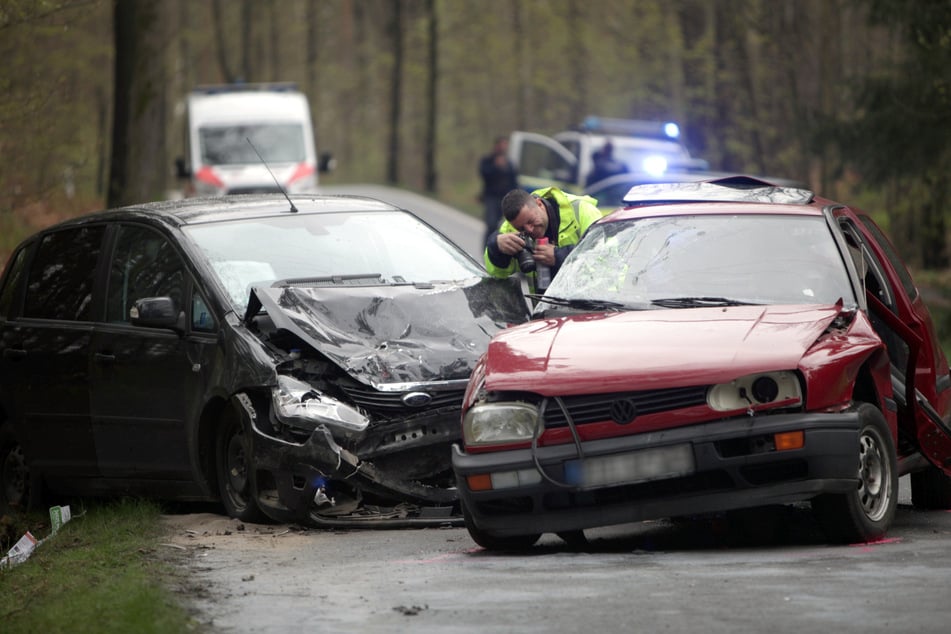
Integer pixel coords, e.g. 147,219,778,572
839,210,951,474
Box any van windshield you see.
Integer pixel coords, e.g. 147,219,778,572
199,123,306,165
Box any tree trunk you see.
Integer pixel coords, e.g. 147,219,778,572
386,0,402,185
423,0,438,193
108,0,168,208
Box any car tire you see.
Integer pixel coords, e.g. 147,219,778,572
910,465,951,509
811,403,897,543
0,424,44,513
461,501,540,551
215,413,267,524
556,530,587,548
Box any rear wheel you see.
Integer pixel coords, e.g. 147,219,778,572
910,465,951,509
216,414,266,523
0,424,44,513
812,403,897,543
462,501,540,551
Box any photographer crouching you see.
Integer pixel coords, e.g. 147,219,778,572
484,187,602,297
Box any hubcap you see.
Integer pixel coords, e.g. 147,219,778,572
857,431,890,521
227,433,248,494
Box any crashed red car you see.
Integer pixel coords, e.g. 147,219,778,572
452,176,951,550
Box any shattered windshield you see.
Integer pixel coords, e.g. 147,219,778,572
543,213,856,312
184,210,484,313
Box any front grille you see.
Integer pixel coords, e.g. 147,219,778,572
543,386,709,428
339,383,465,415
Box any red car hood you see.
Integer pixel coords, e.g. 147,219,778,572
483,304,844,395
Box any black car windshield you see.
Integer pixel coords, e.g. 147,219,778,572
542,213,856,311
184,210,485,313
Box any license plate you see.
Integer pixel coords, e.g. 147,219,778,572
563,444,694,488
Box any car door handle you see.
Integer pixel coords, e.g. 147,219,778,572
2,348,27,360
94,352,116,364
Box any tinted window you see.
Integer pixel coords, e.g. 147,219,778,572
105,225,186,323
23,226,104,321
0,247,28,319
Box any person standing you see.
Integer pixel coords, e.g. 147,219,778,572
585,140,629,186
479,136,519,246
484,186,601,295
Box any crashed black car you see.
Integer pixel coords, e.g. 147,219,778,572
0,194,530,526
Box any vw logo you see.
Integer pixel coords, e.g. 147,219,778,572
609,398,638,425
402,392,433,408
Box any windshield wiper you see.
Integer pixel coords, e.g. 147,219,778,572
650,296,757,308
528,294,628,311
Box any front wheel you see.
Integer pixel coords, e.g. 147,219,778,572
812,403,897,543
216,413,267,523
461,501,540,551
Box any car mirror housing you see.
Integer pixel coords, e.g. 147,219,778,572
130,296,183,331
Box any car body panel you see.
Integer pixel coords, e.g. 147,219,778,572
250,277,528,388
482,305,845,395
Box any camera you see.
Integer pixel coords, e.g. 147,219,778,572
515,232,536,273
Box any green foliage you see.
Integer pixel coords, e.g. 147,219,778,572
0,499,200,634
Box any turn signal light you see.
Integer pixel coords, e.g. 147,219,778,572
775,431,804,451
467,474,493,492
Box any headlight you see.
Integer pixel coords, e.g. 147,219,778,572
463,402,540,446
707,371,802,412
272,375,369,433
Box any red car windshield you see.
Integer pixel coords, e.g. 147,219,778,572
545,214,856,310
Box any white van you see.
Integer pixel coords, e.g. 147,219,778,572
176,83,332,196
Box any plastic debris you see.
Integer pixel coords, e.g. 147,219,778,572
0,505,73,570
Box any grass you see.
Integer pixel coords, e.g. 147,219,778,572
0,499,202,634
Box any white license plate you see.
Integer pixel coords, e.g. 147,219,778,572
564,444,695,488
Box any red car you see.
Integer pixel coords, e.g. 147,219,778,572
452,176,951,550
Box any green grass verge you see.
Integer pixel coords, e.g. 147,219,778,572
0,499,201,634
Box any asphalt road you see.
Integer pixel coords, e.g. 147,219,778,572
163,476,951,634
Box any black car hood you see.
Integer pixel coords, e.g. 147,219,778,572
249,278,529,389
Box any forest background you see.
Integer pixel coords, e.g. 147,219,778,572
1,0,949,286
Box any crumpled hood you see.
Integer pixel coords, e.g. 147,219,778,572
484,304,845,395
251,277,529,389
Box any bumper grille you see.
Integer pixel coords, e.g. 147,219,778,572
339,384,465,415
543,386,709,428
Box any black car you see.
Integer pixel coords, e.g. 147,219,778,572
0,194,530,527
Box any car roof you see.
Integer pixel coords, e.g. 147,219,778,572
37,194,405,232
605,176,831,222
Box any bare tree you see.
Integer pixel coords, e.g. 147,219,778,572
386,0,402,185
423,0,437,192
108,0,168,207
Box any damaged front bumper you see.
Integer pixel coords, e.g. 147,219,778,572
248,416,462,528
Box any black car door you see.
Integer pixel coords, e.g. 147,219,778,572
89,224,213,484
0,225,105,484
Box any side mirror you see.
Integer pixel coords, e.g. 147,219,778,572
130,297,185,333
318,152,336,173
175,157,191,179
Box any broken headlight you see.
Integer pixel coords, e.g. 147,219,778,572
707,371,803,412
272,375,369,433
462,402,540,446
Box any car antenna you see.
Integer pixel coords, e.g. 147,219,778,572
246,137,298,213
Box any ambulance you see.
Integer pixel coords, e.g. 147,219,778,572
176,83,332,196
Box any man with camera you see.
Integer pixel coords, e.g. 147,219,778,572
484,186,602,295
